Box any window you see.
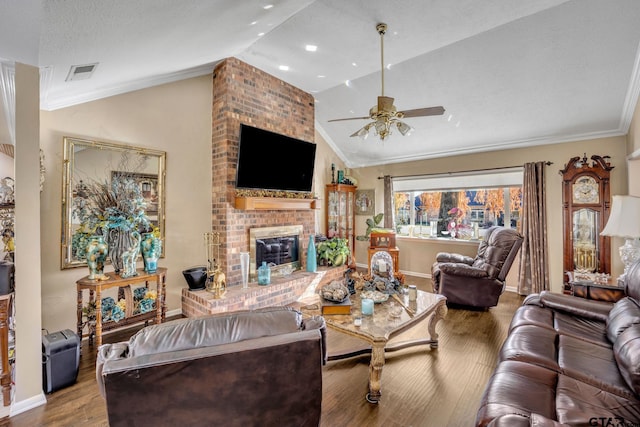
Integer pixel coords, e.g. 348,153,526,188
392,168,523,239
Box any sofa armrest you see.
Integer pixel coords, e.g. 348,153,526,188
539,291,612,322
436,252,474,265
302,315,327,364
438,262,490,279
96,342,130,398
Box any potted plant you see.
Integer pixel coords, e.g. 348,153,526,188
316,238,350,266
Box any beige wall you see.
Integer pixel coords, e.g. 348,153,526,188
350,137,629,293
40,76,214,332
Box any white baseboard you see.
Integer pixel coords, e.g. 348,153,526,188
166,308,182,318
10,392,47,417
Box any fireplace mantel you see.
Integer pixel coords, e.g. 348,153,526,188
235,196,317,211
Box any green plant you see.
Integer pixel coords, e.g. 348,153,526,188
316,238,350,266
356,213,384,241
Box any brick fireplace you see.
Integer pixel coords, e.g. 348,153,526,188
210,57,316,287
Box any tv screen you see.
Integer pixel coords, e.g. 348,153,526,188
236,124,317,193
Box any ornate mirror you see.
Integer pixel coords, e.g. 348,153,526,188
61,137,166,269
560,154,613,277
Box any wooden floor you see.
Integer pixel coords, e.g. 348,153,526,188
0,276,524,427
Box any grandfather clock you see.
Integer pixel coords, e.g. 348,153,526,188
560,154,613,277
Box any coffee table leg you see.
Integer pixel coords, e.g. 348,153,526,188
428,301,448,348
366,342,386,403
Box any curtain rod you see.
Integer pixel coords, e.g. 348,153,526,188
377,161,553,180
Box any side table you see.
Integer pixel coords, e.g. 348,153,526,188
565,280,625,303
76,268,166,353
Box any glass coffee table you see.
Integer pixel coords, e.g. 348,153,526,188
300,289,447,403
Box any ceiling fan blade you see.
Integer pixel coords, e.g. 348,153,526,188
328,116,371,122
400,106,446,118
377,96,395,112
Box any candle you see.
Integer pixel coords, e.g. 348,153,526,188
378,259,387,273
354,316,362,326
361,298,374,316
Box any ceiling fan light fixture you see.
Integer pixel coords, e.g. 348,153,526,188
397,121,413,136
351,125,370,140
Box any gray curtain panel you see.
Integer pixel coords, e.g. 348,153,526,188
383,175,393,229
518,161,550,295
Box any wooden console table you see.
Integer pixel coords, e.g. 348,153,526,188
76,268,166,352
0,294,12,406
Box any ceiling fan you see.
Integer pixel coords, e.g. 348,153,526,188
329,23,445,141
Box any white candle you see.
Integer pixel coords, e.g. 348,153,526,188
378,259,387,273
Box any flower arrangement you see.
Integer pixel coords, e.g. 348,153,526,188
82,287,157,324
316,238,350,266
72,175,153,260
446,207,472,238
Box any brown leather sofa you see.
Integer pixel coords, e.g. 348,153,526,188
475,260,640,426
96,307,326,427
431,226,523,308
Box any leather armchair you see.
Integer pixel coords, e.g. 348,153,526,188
431,226,523,308
97,307,326,427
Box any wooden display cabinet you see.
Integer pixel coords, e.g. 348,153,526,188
325,184,357,261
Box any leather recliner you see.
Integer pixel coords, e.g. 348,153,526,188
431,226,524,308
96,306,326,427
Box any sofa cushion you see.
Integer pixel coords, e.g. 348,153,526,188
128,307,303,357
499,325,559,372
558,335,635,399
606,297,640,343
613,324,640,396
475,361,558,427
555,375,640,425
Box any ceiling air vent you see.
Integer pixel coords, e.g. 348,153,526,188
65,63,98,82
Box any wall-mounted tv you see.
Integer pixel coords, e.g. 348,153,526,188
236,124,317,193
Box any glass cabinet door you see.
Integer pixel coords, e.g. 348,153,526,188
325,184,357,260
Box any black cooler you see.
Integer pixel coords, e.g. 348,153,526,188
42,329,80,393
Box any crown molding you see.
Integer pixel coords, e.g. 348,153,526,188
41,62,217,111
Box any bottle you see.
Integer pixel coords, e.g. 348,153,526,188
257,261,271,285
306,234,317,272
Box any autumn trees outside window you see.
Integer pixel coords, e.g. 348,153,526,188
391,169,523,238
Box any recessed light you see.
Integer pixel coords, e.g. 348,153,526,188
264,4,273,9
305,45,317,52
279,65,289,71
250,21,257,26
345,80,352,87
317,75,325,78
258,32,265,37
352,62,357,67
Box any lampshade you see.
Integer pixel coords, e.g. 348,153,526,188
600,195,640,238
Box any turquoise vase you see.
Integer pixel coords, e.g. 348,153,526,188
140,232,162,273
86,235,108,280
306,234,317,272
257,261,271,285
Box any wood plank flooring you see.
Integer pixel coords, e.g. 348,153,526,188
0,276,524,427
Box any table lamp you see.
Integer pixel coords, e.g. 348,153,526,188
600,195,640,285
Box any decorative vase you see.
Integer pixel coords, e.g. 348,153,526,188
240,252,250,290
86,235,108,280
140,232,162,273
120,231,141,279
107,227,138,275
257,261,271,285
306,234,317,272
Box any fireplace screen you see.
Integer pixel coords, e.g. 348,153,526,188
249,225,303,279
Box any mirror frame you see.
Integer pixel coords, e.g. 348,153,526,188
61,136,166,269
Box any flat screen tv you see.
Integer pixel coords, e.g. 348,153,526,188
236,124,317,193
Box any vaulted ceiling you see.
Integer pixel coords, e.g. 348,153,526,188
1,0,640,167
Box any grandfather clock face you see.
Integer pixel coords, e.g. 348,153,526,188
572,176,599,204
